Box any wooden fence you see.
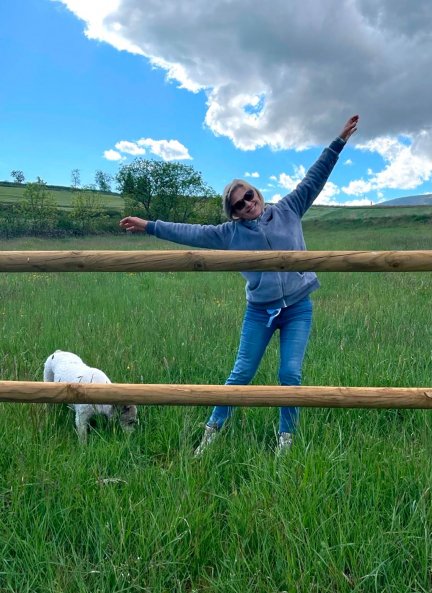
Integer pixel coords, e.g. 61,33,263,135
1,250,432,272
2,249,432,408
1,382,432,408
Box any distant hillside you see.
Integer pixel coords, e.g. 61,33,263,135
378,193,432,206
303,204,432,229
0,181,123,211
2,180,432,229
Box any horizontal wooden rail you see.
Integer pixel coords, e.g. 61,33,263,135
1,382,432,408
1,250,432,272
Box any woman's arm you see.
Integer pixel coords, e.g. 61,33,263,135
276,115,359,217
119,216,232,250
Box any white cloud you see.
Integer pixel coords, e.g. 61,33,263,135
115,141,145,155
103,149,125,161
344,159,353,166
276,165,306,191
315,197,375,206
269,193,283,203
341,198,375,206
314,181,340,205
244,171,260,178
57,0,432,153
343,136,432,196
137,138,192,161
106,137,192,161
269,189,372,207
268,166,341,204
55,0,145,55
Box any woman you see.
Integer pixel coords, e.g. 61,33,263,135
120,115,359,456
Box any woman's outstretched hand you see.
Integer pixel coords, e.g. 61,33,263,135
339,115,359,142
119,216,148,233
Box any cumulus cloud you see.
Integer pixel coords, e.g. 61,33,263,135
316,196,375,206
344,159,353,166
136,138,192,161
115,141,145,155
269,190,374,207
314,181,341,205
245,171,260,178
269,193,283,203
268,165,342,204
276,166,306,191
343,136,432,195
106,137,192,161
57,0,432,154
103,149,125,161
338,198,375,206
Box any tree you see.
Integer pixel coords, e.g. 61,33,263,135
19,179,58,234
116,159,216,222
71,169,81,190
11,170,25,184
95,170,112,192
70,188,108,233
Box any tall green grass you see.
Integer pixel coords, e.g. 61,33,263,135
1,225,432,592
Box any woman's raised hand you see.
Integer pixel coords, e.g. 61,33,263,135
339,115,359,142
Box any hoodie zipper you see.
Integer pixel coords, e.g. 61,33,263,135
259,224,284,299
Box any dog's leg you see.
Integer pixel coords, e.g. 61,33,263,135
118,405,138,433
75,407,92,444
43,365,54,383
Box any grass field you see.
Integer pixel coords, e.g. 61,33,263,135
0,182,123,211
3,180,432,224
1,221,432,592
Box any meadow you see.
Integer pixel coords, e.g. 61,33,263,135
1,219,432,592
0,182,123,211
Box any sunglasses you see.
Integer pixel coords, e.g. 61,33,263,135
231,189,255,213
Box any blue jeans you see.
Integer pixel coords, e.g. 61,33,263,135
207,296,313,434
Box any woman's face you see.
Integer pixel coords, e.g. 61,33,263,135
230,185,263,220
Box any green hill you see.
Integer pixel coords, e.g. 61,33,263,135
3,181,432,229
378,193,432,206
303,204,432,228
0,181,124,211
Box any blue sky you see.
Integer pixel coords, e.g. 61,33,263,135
2,0,432,205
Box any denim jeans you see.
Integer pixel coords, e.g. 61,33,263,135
207,296,313,434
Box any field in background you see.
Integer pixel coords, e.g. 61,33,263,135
304,204,432,227
0,181,123,211
4,180,432,224
1,221,432,591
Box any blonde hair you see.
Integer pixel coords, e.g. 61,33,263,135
222,179,265,220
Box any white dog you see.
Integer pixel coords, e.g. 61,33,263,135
43,350,137,443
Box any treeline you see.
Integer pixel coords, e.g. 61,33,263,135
9,168,114,192
0,181,120,196
1,160,224,238
0,182,119,238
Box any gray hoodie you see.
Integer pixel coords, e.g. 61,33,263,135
146,138,345,309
